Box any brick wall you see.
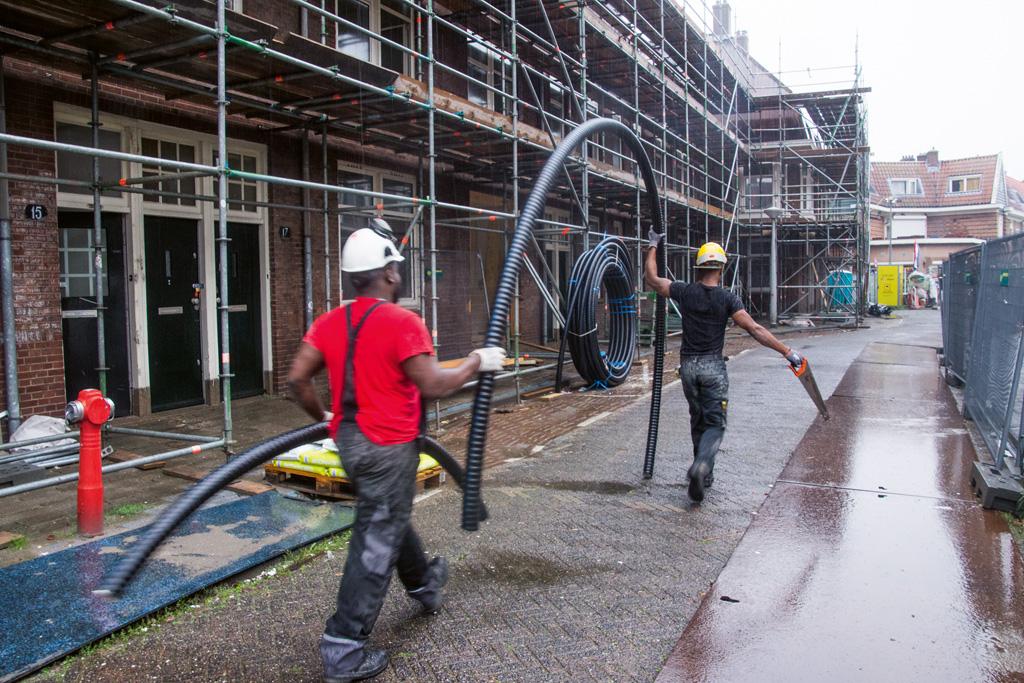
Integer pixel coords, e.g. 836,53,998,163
2,76,65,418
927,211,999,240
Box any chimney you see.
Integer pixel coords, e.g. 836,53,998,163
735,29,749,55
925,149,939,170
713,2,731,37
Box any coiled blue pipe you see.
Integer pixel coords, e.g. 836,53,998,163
461,118,667,530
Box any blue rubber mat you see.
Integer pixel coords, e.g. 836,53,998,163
0,492,353,682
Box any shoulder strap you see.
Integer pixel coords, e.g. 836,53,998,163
340,300,387,425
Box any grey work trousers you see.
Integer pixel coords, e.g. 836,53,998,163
679,355,729,470
325,426,430,643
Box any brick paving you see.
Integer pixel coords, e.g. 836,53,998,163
27,317,929,682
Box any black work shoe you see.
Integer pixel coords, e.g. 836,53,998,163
688,460,711,503
408,556,449,614
703,470,715,489
323,648,389,683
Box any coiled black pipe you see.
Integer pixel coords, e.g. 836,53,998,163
462,117,667,531
96,425,484,597
554,237,637,390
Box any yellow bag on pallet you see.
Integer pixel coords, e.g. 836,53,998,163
271,447,441,481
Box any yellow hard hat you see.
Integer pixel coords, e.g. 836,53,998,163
696,242,727,268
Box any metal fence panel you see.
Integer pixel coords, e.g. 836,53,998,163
963,234,1024,470
942,245,984,383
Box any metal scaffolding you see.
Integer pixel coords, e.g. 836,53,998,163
0,0,867,438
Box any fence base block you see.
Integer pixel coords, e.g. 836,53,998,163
970,461,1022,513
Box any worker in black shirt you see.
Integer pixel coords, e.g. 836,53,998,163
644,231,805,502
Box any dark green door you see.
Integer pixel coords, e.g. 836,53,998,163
217,222,264,398
145,217,203,411
59,211,131,416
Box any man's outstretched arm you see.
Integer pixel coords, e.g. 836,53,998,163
402,347,506,400
731,309,802,366
644,229,672,298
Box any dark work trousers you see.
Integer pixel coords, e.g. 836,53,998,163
679,355,729,470
325,425,431,643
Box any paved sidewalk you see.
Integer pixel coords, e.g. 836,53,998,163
40,313,930,682
657,334,1024,680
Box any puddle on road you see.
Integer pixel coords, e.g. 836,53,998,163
472,548,613,587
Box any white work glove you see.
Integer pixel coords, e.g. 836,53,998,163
471,347,506,373
648,228,664,249
785,349,803,369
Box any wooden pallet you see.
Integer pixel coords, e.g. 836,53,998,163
263,464,444,501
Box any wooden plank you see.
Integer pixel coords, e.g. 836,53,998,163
226,479,274,497
106,449,165,470
164,465,272,497
0,531,25,550
161,465,209,483
522,386,556,400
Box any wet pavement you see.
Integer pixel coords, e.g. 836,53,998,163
657,339,1024,682
33,314,921,681
17,310,998,682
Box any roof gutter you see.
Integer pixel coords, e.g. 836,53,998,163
869,202,1003,215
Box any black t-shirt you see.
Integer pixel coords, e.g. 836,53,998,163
669,281,744,356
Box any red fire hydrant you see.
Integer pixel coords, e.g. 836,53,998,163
65,389,113,537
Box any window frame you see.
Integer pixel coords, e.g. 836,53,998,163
333,0,413,75
466,38,511,113
53,113,128,213
336,162,420,306
744,175,773,210
947,174,982,195
888,177,923,197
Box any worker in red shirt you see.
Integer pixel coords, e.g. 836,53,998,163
288,220,505,682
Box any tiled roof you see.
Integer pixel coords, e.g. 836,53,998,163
870,154,999,208
1007,176,1024,212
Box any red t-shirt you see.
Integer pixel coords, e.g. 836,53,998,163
303,298,434,445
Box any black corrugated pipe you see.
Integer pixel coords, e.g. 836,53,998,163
641,235,666,480
96,425,484,597
555,236,637,390
461,118,666,531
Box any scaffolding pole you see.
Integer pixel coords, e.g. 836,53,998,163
0,55,18,436
215,0,233,450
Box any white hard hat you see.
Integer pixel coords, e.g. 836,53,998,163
341,219,405,273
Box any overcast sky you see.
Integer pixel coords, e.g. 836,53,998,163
726,0,1024,179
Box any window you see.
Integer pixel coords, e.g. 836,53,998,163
59,228,107,298
948,175,981,195
227,152,258,212
338,167,418,302
55,123,122,197
336,0,371,61
891,214,927,238
548,82,565,139
333,0,411,75
141,137,197,206
744,175,772,210
888,178,922,196
379,0,411,74
466,40,511,113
